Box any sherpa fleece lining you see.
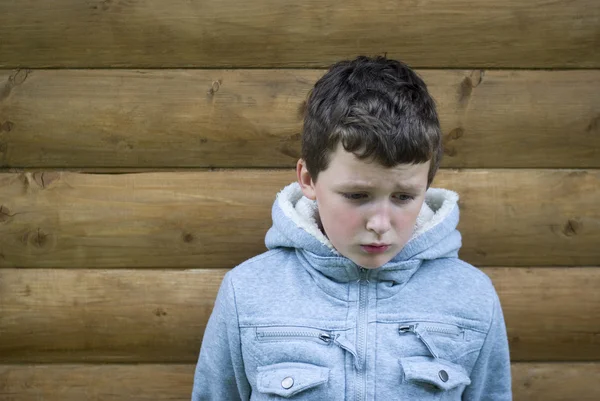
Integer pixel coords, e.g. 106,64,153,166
276,183,459,251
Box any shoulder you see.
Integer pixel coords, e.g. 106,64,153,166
412,258,500,327
226,248,306,292
423,257,494,289
223,248,322,321
436,258,495,291
229,248,293,278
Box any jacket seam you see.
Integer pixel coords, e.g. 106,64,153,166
452,347,484,362
374,319,487,334
227,273,259,376
296,250,353,301
467,292,498,371
239,323,351,329
241,248,287,266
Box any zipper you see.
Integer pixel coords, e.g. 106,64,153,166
356,268,369,401
399,323,464,338
256,327,334,344
398,323,439,358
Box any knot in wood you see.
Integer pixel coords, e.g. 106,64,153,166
32,228,49,248
0,205,12,223
0,121,14,132
563,219,582,237
154,307,168,317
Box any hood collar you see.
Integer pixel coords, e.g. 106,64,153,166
265,182,461,295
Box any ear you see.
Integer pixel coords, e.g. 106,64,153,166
296,159,317,200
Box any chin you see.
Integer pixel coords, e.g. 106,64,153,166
342,248,394,269
356,257,391,270
361,264,383,270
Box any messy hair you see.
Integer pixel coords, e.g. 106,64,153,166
301,56,443,187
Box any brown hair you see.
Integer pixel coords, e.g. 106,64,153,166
301,56,443,187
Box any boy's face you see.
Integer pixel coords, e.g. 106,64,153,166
297,144,430,269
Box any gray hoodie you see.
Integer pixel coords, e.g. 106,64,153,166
192,183,512,400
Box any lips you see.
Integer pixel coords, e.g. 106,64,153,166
361,244,390,254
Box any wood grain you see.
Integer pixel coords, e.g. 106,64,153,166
0,267,598,362
1,363,599,401
1,70,599,169
0,364,195,401
0,0,598,68
0,170,598,268
0,268,227,363
487,267,600,363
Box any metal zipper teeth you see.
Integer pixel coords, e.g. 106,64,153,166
399,324,462,336
257,331,333,343
423,326,462,336
356,268,369,401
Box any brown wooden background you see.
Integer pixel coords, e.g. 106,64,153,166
1,0,599,400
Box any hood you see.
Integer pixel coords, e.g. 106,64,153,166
265,182,462,286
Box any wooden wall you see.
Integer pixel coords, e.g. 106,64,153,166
1,0,599,400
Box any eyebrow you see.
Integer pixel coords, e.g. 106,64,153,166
335,182,422,193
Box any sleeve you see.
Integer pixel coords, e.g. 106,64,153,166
191,271,251,401
463,290,512,401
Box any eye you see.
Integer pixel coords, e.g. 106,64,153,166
342,193,368,201
392,194,414,203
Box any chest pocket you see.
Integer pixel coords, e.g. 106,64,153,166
397,321,485,361
399,356,471,400
242,325,346,401
257,362,330,398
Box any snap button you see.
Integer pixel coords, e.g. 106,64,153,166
438,369,449,382
281,376,294,389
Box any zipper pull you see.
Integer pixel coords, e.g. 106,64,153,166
332,334,362,370
398,324,439,359
358,267,369,283
319,333,333,343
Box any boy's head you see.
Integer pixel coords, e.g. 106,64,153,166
300,55,442,187
297,56,443,268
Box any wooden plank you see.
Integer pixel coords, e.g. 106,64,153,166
448,169,600,267
0,268,227,363
0,364,195,401
512,363,600,401
486,267,600,363
1,69,599,169
0,169,599,268
1,363,600,401
0,0,598,68
0,268,598,363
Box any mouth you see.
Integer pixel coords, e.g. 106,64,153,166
360,244,390,254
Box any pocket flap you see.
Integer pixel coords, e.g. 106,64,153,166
399,356,471,391
257,362,329,398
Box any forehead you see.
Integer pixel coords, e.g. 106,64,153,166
322,145,430,190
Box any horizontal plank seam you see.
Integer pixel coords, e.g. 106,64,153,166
2,266,599,271
1,67,599,72
0,266,600,273
0,267,234,271
1,360,599,367
1,167,600,174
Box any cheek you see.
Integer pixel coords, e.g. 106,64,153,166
320,201,362,239
394,206,423,233
396,212,415,226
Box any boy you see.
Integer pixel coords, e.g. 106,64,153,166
192,56,512,400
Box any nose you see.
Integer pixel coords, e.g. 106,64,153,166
366,202,392,235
